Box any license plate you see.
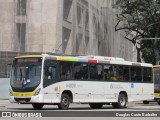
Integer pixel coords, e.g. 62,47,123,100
19,100,26,103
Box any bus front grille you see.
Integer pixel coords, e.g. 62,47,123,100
14,98,31,103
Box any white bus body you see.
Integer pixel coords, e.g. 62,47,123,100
10,54,154,109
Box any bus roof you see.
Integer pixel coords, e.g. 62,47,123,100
14,54,153,67
15,55,43,58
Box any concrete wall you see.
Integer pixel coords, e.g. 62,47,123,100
0,0,136,61
26,0,59,52
0,78,10,99
0,0,15,52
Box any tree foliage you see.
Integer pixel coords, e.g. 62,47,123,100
113,0,160,65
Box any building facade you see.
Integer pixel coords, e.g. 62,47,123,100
0,0,136,77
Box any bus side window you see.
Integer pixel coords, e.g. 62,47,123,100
131,67,142,82
81,64,88,79
147,68,152,82
74,63,88,80
43,60,57,88
136,67,142,82
143,67,152,82
47,66,56,80
89,64,97,79
131,67,137,81
74,63,81,79
60,62,66,79
97,64,103,80
104,65,111,80
60,62,73,80
66,63,72,79
117,66,124,81
110,66,116,80
124,66,130,81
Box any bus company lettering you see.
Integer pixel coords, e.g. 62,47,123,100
110,84,123,89
66,83,76,88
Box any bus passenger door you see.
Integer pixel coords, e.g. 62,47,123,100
43,60,58,103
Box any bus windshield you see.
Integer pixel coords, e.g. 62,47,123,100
11,58,42,91
154,67,160,93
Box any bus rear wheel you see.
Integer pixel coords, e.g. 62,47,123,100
112,93,127,108
89,103,103,109
58,94,70,110
158,101,160,105
32,103,44,110
143,101,149,104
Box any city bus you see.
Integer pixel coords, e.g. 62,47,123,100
143,65,160,105
9,54,154,110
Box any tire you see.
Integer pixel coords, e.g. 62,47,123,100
112,93,127,108
58,94,70,110
89,103,103,109
158,101,160,105
112,103,118,108
143,101,149,104
32,103,44,110
118,94,127,108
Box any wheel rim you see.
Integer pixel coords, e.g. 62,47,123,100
120,97,126,106
62,97,69,106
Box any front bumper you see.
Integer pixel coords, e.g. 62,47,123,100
10,94,43,103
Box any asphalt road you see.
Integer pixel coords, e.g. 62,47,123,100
0,100,160,120
0,100,160,111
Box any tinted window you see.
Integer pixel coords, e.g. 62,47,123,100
104,64,110,80
60,62,73,80
43,60,57,88
143,67,152,82
131,67,142,82
123,66,130,81
89,64,97,79
74,63,88,79
97,64,103,80
74,63,81,79
116,66,130,81
104,65,117,80
89,64,103,80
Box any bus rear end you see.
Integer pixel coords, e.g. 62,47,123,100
154,65,160,105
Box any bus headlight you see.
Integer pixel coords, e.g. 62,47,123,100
34,88,41,96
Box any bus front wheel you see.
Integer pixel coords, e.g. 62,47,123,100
32,103,44,110
89,103,103,109
58,94,70,110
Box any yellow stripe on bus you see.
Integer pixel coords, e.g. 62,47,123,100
58,57,78,62
11,89,36,97
58,85,61,93
142,87,144,93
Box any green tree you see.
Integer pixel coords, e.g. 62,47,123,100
113,0,160,65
